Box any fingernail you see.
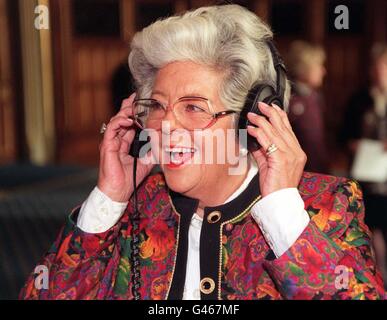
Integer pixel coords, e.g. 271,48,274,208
247,112,257,118
272,103,281,110
259,102,269,108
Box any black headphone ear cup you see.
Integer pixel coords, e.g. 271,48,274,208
253,85,277,108
265,96,280,107
238,84,276,130
238,84,277,152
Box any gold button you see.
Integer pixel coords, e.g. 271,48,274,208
207,211,221,224
200,277,215,294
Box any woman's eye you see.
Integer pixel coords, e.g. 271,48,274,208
150,103,164,110
185,104,205,112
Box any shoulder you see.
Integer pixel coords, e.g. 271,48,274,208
299,171,352,196
298,172,365,237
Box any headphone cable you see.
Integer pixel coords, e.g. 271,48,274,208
130,157,141,300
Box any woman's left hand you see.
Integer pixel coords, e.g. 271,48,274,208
247,102,307,198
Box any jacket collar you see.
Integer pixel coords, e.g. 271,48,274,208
167,172,261,300
169,171,261,224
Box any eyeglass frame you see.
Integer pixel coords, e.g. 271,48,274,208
132,96,236,130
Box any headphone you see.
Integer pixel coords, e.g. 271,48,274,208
238,40,287,152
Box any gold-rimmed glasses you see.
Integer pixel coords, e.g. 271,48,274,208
132,96,236,130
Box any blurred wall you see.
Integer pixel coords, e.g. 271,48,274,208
0,0,19,165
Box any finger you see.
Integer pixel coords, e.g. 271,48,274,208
247,125,284,164
109,94,136,124
111,105,134,123
246,125,272,150
272,104,299,140
271,104,302,148
117,128,128,138
118,129,136,154
247,112,287,150
268,106,307,171
104,117,133,141
258,102,300,150
108,111,137,143
257,102,288,136
118,135,130,154
251,147,268,169
120,93,136,110
257,102,299,151
271,104,292,131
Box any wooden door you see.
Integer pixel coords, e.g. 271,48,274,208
0,0,22,165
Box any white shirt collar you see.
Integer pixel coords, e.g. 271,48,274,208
193,156,258,222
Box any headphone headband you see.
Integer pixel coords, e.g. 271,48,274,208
266,40,287,105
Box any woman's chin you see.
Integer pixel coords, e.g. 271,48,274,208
163,167,197,195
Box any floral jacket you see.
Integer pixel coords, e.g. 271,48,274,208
20,172,386,300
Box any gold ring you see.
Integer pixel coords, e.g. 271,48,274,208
266,143,278,156
100,123,107,134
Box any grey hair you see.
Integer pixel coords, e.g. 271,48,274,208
128,4,291,115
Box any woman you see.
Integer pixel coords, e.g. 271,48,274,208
286,41,329,173
20,5,384,300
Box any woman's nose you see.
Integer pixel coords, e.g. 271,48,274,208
161,109,183,134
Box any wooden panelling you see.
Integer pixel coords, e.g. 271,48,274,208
57,40,128,164
323,36,366,144
52,0,132,165
252,0,270,22
0,0,17,164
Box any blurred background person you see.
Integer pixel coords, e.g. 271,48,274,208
286,41,329,173
340,43,387,283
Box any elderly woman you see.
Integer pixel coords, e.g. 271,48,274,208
21,5,384,300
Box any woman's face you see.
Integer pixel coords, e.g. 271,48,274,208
148,61,239,197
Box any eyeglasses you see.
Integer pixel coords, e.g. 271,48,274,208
133,96,236,130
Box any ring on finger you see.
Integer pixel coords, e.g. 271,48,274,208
100,123,107,134
266,143,278,156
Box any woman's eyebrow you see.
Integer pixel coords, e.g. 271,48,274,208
151,90,207,99
151,90,167,98
181,93,207,98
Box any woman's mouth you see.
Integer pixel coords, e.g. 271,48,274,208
164,146,197,168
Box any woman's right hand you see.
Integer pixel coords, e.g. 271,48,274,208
97,93,154,202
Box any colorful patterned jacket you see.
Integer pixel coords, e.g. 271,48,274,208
20,172,386,300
